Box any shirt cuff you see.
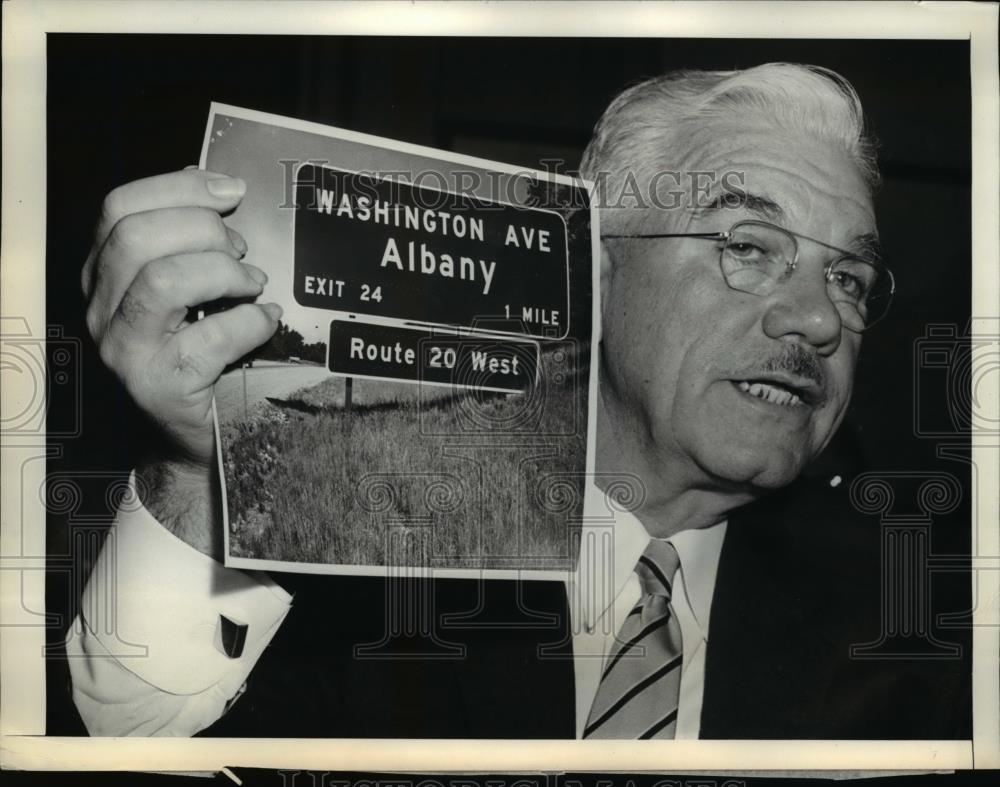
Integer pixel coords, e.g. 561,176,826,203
73,471,292,695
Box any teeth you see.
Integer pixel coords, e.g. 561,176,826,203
737,380,802,407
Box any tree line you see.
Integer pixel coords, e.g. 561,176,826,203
235,320,326,366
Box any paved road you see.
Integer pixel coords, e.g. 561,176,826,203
215,363,330,423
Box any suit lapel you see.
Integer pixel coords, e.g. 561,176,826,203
700,491,839,739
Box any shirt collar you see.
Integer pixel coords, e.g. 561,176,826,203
574,482,727,639
669,518,728,633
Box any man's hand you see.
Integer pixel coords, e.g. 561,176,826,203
83,169,281,558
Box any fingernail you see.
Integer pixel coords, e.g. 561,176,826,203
207,176,246,199
246,266,268,286
227,227,248,255
262,303,283,321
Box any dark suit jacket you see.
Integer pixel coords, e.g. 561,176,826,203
197,477,971,740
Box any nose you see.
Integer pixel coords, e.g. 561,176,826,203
760,258,843,355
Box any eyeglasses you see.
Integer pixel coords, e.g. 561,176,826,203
602,220,895,332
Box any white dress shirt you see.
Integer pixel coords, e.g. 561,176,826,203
570,483,727,739
67,474,725,737
65,474,292,736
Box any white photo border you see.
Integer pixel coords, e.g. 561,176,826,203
1,0,997,773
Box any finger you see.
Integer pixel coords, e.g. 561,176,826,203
83,169,246,294
101,253,269,358
95,169,246,249
162,303,283,391
88,206,247,327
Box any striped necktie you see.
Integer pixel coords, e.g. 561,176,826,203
583,538,683,739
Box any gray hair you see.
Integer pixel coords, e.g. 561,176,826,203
580,62,880,234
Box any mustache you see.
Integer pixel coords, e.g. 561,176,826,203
736,344,827,401
764,344,825,387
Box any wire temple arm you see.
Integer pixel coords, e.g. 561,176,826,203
600,232,729,240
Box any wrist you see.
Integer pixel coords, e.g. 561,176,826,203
134,457,222,561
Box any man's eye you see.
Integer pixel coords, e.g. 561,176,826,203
726,242,768,261
829,270,866,300
829,260,876,301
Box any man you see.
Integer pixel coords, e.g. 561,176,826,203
65,62,968,739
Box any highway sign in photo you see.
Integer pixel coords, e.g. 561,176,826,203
328,319,539,393
293,164,570,339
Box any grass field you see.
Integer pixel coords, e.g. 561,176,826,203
221,343,590,569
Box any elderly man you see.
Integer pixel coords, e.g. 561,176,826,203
67,62,965,740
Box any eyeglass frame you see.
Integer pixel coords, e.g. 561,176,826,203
601,219,896,332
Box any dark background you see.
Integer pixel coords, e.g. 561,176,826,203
44,36,972,734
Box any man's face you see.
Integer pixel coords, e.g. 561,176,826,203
600,125,877,493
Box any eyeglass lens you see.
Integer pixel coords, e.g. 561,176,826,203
720,223,891,330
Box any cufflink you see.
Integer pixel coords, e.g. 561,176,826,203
214,614,248,659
